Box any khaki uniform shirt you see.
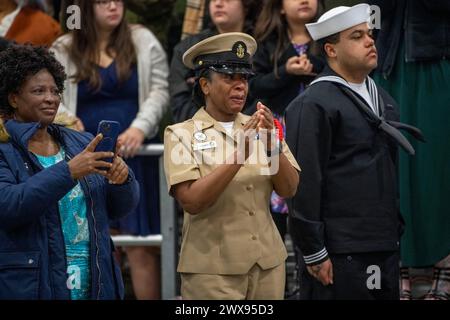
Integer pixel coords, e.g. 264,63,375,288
164,107,300,275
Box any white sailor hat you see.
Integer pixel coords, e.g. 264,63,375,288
182,32,257,75
306,3,371,41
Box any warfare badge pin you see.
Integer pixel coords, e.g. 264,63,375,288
194,131,207,142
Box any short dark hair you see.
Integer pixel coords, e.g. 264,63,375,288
318,32,341,59
192,68,212,107
0,44,66,117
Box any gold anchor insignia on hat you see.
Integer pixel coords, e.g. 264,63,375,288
236,44,245,58
233,41,247,59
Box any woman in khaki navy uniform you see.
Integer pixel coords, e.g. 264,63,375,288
163,33,300,300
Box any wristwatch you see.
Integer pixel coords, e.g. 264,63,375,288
266,139,283,158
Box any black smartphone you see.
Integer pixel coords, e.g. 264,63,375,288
95,120,120,163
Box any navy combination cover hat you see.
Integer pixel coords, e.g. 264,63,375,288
182,32,257,75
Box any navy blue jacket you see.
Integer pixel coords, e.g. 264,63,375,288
0,120,140,299
285,66,402,262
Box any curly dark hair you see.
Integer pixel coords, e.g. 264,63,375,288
0,44,66,117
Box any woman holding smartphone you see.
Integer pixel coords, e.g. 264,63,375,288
51,0,169,299
0,44,139,299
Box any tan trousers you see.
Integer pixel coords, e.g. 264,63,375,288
181,263,285,300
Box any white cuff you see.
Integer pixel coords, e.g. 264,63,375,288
304,247,328,264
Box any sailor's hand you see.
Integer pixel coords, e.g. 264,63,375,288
306,258,334,286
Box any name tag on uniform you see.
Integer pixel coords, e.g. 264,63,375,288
193,141,217,151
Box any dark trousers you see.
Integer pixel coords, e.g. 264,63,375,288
299,251,400,300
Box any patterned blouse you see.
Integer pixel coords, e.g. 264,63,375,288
35,147,91,300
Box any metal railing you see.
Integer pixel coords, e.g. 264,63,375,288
111,143,178,300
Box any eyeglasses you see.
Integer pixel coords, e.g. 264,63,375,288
94,0,124,8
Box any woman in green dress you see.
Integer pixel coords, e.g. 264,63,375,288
371,0,450,300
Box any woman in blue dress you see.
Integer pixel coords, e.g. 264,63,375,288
51,0,169,299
